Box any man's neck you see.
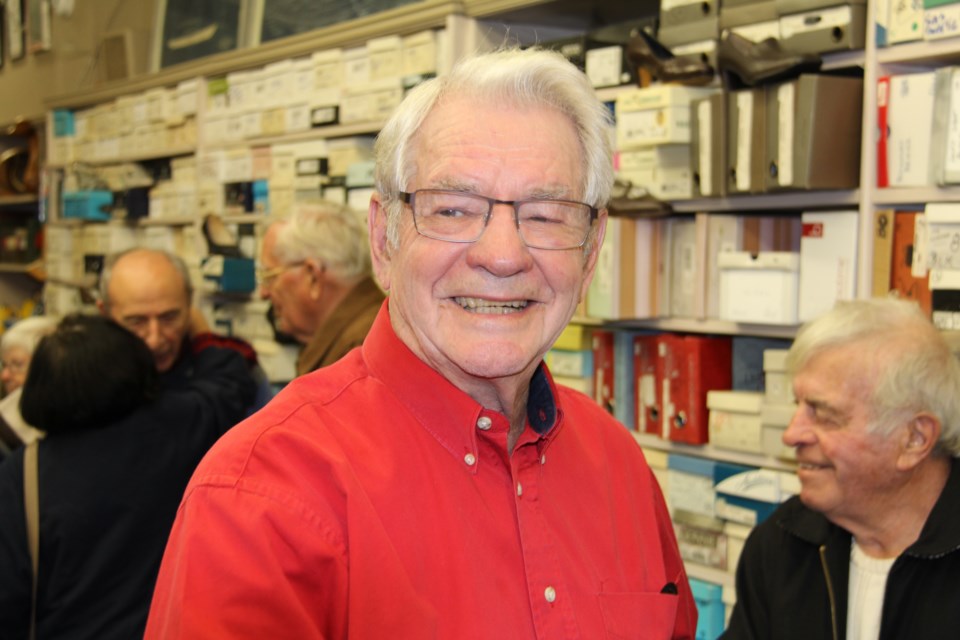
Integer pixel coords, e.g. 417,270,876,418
845,455,952,559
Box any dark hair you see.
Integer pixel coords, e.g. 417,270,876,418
20,314,158,434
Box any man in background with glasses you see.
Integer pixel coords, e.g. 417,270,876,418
258,201,384,375
147,48,695,639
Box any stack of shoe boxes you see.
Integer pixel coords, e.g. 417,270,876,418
615,85,719,200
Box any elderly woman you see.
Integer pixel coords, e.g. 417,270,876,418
0,316,58,450
0,316,58,395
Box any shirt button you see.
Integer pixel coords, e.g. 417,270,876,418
516,482,523,497
464,453,477,466
476,416,492,431
541,454,546,465
544,586,557,603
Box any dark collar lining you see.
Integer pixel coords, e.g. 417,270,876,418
527,364,557,435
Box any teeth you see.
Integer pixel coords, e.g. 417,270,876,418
454,297,528,314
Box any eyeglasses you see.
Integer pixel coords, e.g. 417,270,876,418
256,261,306,287
0,359,28,373
400,189,599,250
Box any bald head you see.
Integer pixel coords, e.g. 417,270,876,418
98,249,193,373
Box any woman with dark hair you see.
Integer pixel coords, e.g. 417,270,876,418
0,314,255,639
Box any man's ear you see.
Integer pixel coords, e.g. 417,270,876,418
897,413,942,471
368,193,392,292
579,209,608,303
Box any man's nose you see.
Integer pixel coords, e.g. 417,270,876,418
467,204,533,274
782,405,813,447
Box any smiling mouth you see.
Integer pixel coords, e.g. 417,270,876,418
798,462,828,471
454,297,529,314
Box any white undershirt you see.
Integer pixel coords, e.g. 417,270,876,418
846,541,897,640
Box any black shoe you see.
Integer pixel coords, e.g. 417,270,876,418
718,31,822,87
203,214,244,258
626,29,715,87
608,179,673,218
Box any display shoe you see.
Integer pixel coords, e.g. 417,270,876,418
718,31,822,87
625,29,715,87
608,179,673,218
202,213,244,257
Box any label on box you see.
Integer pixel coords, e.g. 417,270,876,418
736,92,753,192
778,82,795,186
698,100,713,196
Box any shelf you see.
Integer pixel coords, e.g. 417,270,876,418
0,259,43,276
606,317,799,339
0,194,39,207
670,189,859,213
873,186,960,206
633,432,798,473
205,120,383,150
137,216,197,227
47,144,196,168
877,38,960,66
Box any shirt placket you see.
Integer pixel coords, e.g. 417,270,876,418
512,433,581,639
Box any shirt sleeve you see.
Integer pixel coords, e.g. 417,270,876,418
144,481,349,639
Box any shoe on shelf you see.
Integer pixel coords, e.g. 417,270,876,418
718,31,822,88
626,29,715,87
203,213,244,258
608,179,673,218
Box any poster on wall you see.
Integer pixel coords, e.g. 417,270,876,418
27,0,51,53
155,0,243,69
6,0,25,61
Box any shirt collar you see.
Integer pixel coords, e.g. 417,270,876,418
362,301,561,456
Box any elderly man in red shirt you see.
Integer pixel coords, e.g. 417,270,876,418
146,47,696,639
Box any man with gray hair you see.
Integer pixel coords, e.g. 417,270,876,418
725,297,960,639
258,201,384,375
147,48,695,638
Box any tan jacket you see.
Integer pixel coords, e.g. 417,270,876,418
296,276,385,375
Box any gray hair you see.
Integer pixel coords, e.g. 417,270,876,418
270,201,371,282
98,248,193,311
373,46,614,249
1,315,59,355
787,297,960,456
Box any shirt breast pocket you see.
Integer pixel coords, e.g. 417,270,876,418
598,591,678,640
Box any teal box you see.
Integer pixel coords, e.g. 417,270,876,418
52,109,75,137
202,256,255,294
690,578,725,640
63,191,113,221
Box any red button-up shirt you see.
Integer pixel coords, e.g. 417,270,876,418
146,304,696,639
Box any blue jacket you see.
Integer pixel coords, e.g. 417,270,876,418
0,344,255,640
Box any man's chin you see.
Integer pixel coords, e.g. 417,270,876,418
155,356,175,373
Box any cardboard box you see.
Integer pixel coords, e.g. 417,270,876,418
761,401,799,460
718,251,800,324
707,390,765,453
798,210,860,322
715,468,800,526
616,85,719,148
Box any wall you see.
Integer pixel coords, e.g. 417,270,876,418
0,0,159,126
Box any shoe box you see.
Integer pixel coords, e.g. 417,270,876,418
714,0,866,56
685,75,862,197
539,18,658,89
659,0,720,48
778,0,867,55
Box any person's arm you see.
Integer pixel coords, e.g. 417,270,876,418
0,454,32,637
144,482,349,639
172,346,257,435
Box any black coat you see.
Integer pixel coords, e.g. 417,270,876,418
723,457,960,640
0,345,255,640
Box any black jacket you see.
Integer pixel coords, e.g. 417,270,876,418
0,345,255,640
723,457,960,639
